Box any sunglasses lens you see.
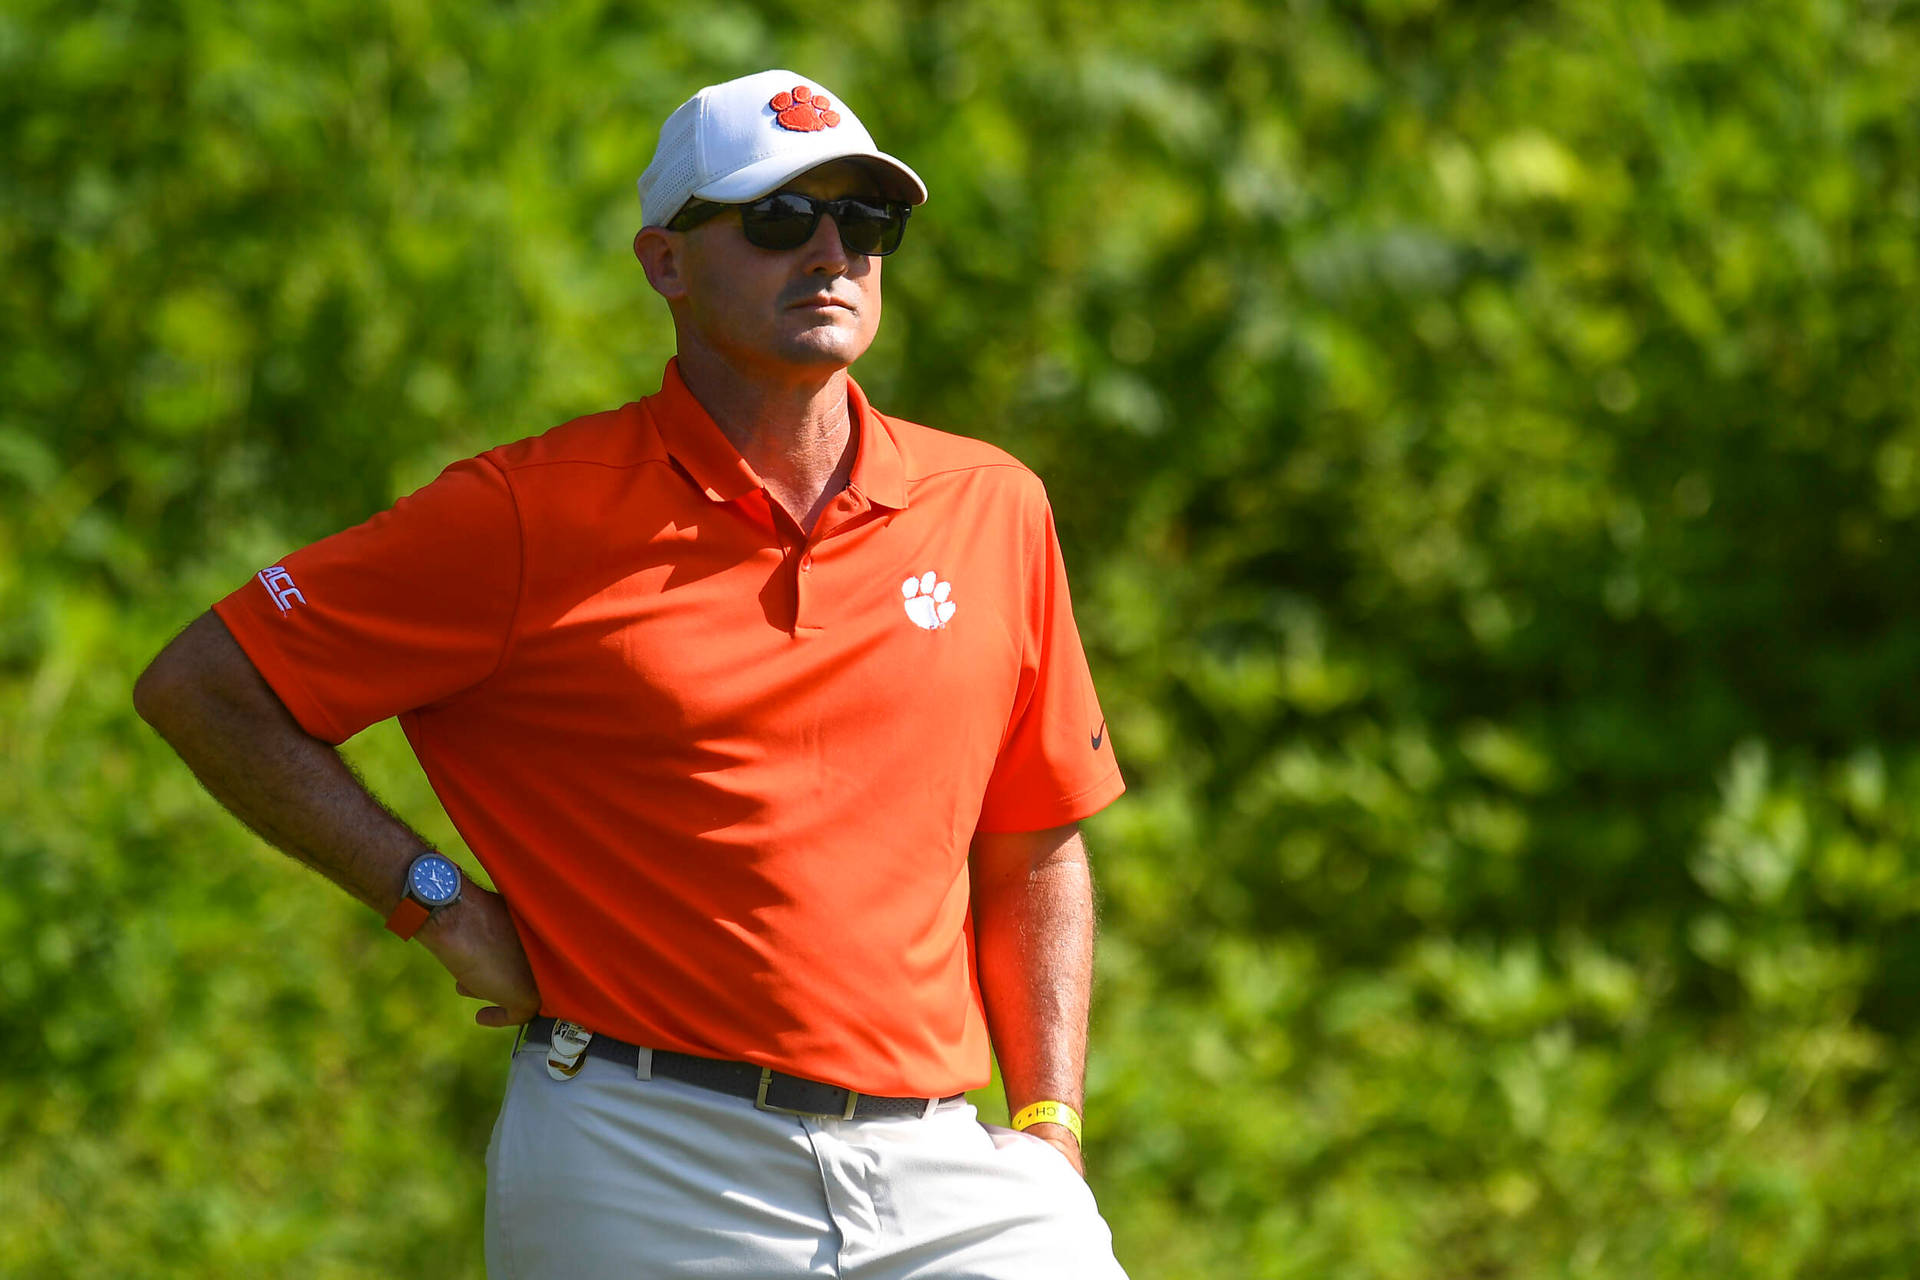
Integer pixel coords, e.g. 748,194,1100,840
833,200,906,256
741,193,820,250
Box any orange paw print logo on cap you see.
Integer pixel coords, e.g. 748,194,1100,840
769,86,841,132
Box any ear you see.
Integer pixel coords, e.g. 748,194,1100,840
634,227,689,301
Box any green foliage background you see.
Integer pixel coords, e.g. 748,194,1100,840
6,0,1920,1275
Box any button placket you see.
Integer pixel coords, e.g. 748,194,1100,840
791,539,820,634
792,491,868,632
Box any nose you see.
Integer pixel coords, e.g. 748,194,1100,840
799,210,852,272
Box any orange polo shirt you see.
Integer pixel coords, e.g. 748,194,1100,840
214,359,1123,1096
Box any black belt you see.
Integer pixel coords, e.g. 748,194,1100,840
526,1017,963,1120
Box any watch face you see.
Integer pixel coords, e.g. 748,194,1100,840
409,854,461,908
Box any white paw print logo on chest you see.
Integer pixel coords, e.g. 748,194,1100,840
901,570,957,630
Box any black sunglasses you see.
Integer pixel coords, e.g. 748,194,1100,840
668,192,912,257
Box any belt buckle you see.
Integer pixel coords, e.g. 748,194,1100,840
754,1066,859,1120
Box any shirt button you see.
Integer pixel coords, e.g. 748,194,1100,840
800,555,814,572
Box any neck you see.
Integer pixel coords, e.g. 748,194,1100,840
673,344,857,536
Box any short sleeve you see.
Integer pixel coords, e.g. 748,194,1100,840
974,497,1125,833
212,455,522,744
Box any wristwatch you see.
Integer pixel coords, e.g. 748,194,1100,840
385,850,464,940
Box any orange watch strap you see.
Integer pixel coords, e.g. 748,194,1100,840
385,896,431,940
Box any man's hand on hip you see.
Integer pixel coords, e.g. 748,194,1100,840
132,612,542,1030
418,883,542,1027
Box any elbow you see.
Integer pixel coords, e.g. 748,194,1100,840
132,647,186,733
133,617,220,735
133,611,296,744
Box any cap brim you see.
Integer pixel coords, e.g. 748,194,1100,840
694,148,928,207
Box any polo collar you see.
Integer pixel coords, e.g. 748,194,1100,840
648,359,909,511
844,377,907,511
648,359,763,504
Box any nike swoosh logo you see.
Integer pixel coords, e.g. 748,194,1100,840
1091,720,1107,750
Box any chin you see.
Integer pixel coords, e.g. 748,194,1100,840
777,329,874,369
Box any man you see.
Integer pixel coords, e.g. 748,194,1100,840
134,69,1129,1278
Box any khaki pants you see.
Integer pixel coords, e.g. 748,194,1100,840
484,1042,1129,1279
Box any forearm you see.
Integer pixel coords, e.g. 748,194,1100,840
135,611,539,1024
970,824,1096,1168
134,612,426,914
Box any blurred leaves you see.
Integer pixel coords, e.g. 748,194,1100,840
6,0,1920,1275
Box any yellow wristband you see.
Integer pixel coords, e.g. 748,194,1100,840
1010,1100,1083,1143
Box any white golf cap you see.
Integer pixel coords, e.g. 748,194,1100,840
637,69,929,228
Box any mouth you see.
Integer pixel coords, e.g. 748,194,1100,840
789,293,855,312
